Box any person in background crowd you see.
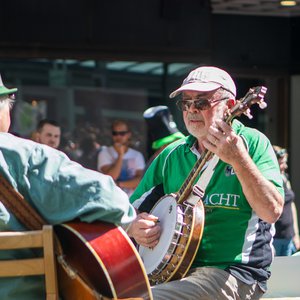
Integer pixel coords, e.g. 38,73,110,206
98,119,145,197
128,66,284,300
273,145,300,256
0,74,136,299
35,118,61,149
143,105,185,168
77,133,103,170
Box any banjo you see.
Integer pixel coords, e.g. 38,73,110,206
139,86,268,286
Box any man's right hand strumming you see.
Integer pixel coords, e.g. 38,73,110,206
127,212,161,248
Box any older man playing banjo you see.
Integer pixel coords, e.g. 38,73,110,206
128,66,284,300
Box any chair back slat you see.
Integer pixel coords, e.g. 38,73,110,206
0,230,43,249
0,225,59,300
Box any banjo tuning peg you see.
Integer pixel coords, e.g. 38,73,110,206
258,100,267,109
244,109,253,119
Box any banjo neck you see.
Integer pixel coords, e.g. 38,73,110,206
176,114,232,205
176,86,267,205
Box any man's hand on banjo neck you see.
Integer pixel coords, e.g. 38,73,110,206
127,212,161,248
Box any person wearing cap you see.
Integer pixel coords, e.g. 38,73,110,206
0,76,17,132
0,75,136,299
127,66,284,299
272,145,300,256
143,105,185,169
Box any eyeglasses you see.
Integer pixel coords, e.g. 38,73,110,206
112,131,129,136
8,93,16,100
0,93,15,101
176,97,228,112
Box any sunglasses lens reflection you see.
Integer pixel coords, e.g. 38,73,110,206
112,131,128,136
176,99,210,111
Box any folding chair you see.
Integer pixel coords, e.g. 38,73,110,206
0,225,59,300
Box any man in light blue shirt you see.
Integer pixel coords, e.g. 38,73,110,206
0,75,136,299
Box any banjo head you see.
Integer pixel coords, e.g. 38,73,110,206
138,195,184,275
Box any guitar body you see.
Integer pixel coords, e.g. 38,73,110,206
55,221,153,300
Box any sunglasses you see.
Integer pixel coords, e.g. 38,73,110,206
112,130,129,136
176,97,228,112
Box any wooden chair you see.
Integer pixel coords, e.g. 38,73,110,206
0,225,59,300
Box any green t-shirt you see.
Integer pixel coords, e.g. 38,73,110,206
130,119,283,287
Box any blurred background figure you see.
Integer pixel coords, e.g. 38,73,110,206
35,119,61,149
273,145,300,256
143,105,185,168
77,133,103,170
97,119,145,197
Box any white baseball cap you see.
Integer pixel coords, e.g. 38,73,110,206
169,66,236,98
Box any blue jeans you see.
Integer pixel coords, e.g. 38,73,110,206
273,238,296,256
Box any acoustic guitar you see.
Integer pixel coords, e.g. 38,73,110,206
55,221,153,300
0,172,152,299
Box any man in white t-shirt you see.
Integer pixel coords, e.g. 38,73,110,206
98,119,145,196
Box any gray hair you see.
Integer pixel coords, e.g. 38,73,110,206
217,88,235,100
0,96,14,111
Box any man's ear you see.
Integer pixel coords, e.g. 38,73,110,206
34,132,41,142
227,99,235,108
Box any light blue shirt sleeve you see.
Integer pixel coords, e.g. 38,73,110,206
0,133,136,230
